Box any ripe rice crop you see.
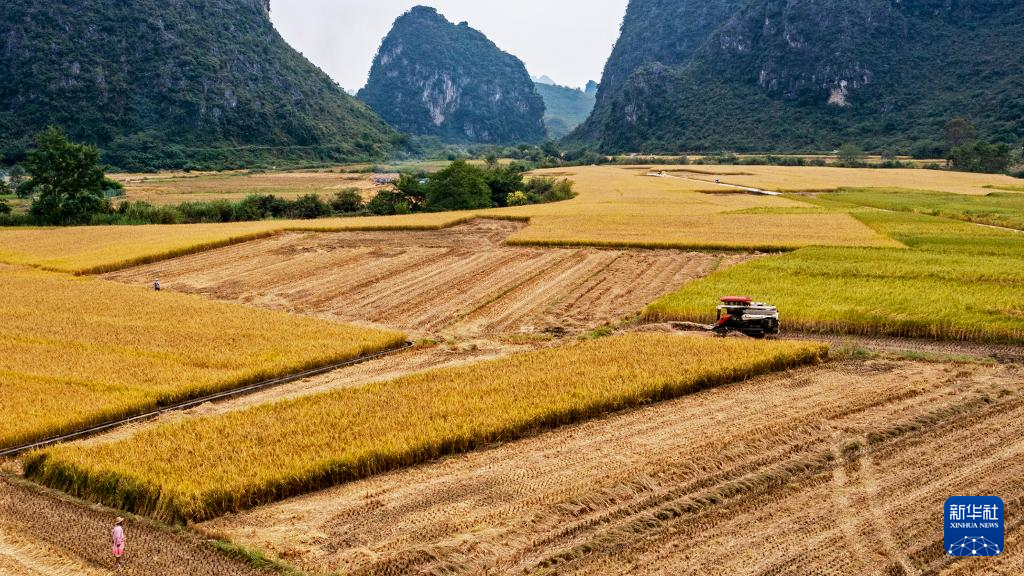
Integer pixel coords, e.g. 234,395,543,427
26,334,827,523
0,166,901,275
653,165,1020,196
826,187,1024,231
0,264,406,450
0,213,472,274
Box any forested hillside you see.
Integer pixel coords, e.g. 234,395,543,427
535,83,595,139
0,0,398,170
359,6,545,144
573,0,1024,153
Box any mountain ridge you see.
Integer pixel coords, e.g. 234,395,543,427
358,6,545,145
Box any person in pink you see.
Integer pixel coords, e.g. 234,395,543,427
111,516,126,570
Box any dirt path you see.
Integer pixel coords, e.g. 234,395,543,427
0,477,271,576
104,220,754,339
199,359,1023,575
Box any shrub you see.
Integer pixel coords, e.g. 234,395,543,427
0,199,11,215
506,191,529,206
424,160,492,211
331,189,364,213
285,194,332,219
367,191,412,215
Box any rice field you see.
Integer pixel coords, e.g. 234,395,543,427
823,187,1024,231
649,165,1023,195
0,166,902,274
116,169,393,205
0,264,406,450
645,210,1024,342
25,334,827,523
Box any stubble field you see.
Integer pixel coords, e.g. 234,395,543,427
198,358,1024,575
105,219,755,338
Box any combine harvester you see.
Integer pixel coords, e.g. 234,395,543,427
711,296,781,339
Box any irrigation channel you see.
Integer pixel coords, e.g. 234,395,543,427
0,341,415,458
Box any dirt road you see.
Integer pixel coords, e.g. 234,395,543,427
201,359,1023,575
104,220,753,338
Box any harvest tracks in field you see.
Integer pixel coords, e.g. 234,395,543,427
202,359,1024,576
106,219,755,338
0,477,271,576
0,341,413,458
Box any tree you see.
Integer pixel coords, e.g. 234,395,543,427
943,118,977,148
331,189,364,214
9,165,27,198
483,165,524,207
837,144,866,166
948,141,1011,173
21,127,111,225
285,194,332,219
0,199,11,215
424,160,492,211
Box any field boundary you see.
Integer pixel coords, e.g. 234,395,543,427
0,341,414,458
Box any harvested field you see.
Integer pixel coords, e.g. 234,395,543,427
115,170,394,205
26,335,826,523
105,220,754,338
200,359,1024,576
0,478,270,576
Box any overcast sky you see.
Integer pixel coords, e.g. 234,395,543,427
270,1,629,92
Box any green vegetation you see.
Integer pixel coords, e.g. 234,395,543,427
14,128,122,225
645,208,1024,343
535,83,596,139
948,141,1013,173
0,0,397,171
825,188,1024,231
358,6,544,144
573,0,1024,154
368,160,575,215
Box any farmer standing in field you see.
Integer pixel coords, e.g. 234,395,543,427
111,516,126,570
153,278,161,292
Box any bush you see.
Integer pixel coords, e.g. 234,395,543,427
524,177,576,204
331,189,364,213
285,194,333,219
483,165,524,207
836,144,866,167
424,160,492,212
949,141,1012,173
367,191,412,215
506,191,530,206
0,199,11,215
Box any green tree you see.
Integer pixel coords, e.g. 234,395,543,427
9,165,28,198
21,127,111,225
483,165,524,207
0,199,11,215
943,118,977,148
425,160,492,211
331,189,364,214
837,144,866,166
949,141,1011,173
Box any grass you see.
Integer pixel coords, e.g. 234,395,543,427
824,187,1024,231
25,334,827,523
644,209,1024,343
0,264,406,450
0,166,904,274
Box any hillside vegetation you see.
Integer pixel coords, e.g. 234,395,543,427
0,0,398,170
359,6,545,144
535,83,596,139
574,0,1024,153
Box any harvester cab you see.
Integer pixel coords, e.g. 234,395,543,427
712,296,780,339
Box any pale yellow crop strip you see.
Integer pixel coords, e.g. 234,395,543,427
0,264,406,450
26,334,827,523
0,166,909,275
